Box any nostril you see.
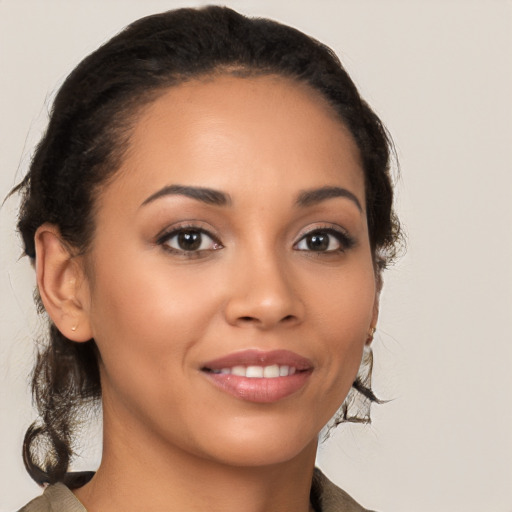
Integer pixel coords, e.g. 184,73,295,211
238,315,295,324
237,314,296,325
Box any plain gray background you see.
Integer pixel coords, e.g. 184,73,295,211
1,1,511,510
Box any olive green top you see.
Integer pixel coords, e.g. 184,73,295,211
18,468,376,512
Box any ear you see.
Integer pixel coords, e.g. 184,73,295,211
35,224,93,342
366,287,380,346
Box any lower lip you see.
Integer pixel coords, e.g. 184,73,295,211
203,371,312,403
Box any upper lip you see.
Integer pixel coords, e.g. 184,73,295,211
201,349,313,371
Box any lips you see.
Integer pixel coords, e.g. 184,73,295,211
201,349,313,403
208,364,296,378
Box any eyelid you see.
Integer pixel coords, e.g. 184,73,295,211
155,221,219,242
293,224,355,252
155,222,223,253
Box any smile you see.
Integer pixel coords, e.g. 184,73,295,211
201,350,313,403
205,365,297,378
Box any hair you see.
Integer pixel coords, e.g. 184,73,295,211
14,5,401,485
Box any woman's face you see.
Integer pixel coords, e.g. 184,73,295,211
80,75,378,467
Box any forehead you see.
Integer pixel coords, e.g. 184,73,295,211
102,74,365,208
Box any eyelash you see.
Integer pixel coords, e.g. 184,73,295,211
293,226,355,254
156,224,355,257
156,224,223,257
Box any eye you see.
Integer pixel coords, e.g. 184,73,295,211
294,228,354,253
158,227,222,254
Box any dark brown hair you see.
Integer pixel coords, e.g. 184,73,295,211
14,5,401,485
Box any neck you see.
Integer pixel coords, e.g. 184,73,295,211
74,405,318,512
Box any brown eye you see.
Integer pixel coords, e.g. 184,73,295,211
177,230,202,251
159,228,221,253
305,233,330,251
294,228,354,253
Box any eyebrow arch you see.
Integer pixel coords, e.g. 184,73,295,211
141,184,231,207
296,186,363,212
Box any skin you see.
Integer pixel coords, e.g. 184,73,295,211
36,74,378,512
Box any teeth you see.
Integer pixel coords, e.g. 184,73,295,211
246,366,264,378
210,365,297,378
232,366,246,376
263,365,280,378
279,365,289,377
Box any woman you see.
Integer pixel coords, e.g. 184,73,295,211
15,6,400,512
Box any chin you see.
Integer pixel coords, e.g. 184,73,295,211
189,417,320,468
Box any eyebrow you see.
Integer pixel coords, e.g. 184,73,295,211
141,184,231,207
296,186,363,212
141,184,361,211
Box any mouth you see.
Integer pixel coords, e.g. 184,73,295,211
203,364,297,378
200,349,313,403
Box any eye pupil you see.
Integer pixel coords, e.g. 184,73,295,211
178,231,202,251
307,233,329,251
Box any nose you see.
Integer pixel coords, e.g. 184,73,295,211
223,250,305,330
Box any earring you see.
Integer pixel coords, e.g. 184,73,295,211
367,326,376,343
71,325,77,332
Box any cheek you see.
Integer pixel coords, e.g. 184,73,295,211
305,261,376,397
89,245,217,330
85,256,212,423
305,259,376,335
85,252,244,417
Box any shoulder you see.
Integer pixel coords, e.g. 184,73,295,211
18,469,375,512
17,483,87,512
312,468,378,512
